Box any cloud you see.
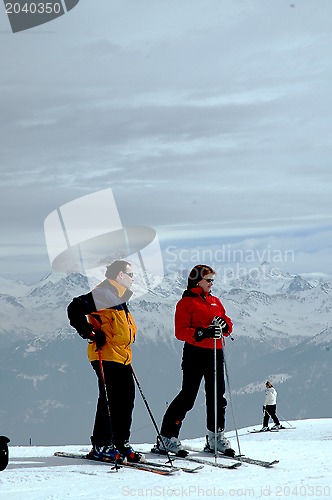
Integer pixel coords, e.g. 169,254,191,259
1,0,332,279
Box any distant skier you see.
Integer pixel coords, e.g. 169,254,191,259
261,381,282,431
0,436,10,471
153,264,235,457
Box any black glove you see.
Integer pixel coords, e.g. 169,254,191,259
194,325,222,342
89,329,106,350
213,316,229,333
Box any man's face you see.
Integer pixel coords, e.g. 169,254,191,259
117,265,134,289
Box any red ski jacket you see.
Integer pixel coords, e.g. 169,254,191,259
174,287,233,349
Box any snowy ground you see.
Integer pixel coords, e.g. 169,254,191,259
0,419,331,500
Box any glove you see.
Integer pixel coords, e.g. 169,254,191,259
263,405,266,413
213,316,229,333
89,329,106,350
194,325,222,342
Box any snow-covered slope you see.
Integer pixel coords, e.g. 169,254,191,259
3,419,331,500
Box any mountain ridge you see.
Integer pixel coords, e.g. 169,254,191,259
0,263,331,445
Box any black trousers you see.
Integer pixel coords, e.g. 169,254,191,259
263,404,280,427
160,342,227,438
91,360,135,450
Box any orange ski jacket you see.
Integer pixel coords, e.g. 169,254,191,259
67,279,137,364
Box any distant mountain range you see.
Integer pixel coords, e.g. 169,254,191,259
0,263,331,445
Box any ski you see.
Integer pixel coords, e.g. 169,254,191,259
126,452,203,473
184,446,279,468
206,450,279,468
176,454,241,470
150,446,241,470
223,454,279,468
248,426,295,434
142,460,203,474
54,451,175,476
121,461,175,475
248,429,279,434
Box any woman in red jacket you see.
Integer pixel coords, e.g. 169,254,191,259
155,265,234,457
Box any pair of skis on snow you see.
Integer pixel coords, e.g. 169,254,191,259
248,426,296,434
55,443,279,475
54,451,202,475
151,445,279,469
53,424,294,474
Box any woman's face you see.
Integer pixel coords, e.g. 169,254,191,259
197,273,215,293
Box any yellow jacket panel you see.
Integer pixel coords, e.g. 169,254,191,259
67,279,137,365
87,306,137,364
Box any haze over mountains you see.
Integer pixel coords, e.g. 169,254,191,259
0,263,331,445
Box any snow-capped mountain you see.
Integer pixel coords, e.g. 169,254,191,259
0,264,331,445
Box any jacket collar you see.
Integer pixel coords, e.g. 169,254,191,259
182,286,210,299
107,279,133,302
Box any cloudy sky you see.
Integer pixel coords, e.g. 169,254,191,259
1,0,332,282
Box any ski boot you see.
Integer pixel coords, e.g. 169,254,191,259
205,431,235,457
120,441,146,463
151,435,188,457
88,444,123,464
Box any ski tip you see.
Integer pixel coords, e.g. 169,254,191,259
179,464,204,473
261,459,280,468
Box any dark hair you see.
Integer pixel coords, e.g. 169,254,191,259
105,260,131,280
187,264,215,289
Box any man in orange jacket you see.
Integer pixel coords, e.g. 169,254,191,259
67,260,143,463
155,264,235,457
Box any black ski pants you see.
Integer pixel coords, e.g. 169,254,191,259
91,360,135,450
160,342,227,438
263,404,280,428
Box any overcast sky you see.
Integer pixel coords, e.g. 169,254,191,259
1,0,332,282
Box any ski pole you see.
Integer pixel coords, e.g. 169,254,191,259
97,349,121,470
213,337,218,464
131,365,174,466
275,411,294,428
222,337,242,457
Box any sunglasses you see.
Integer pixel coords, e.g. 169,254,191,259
203,278,214,283
124,271,134,278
